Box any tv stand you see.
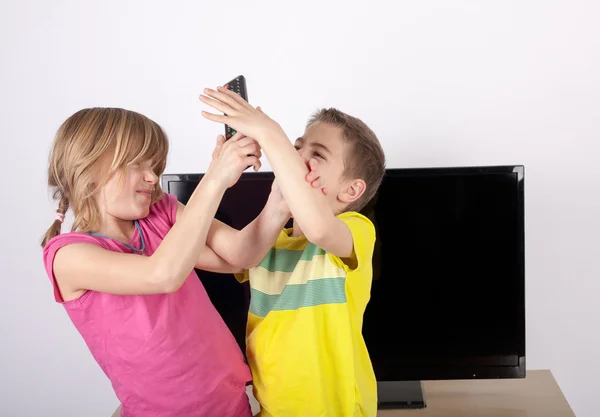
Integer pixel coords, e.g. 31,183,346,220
376,370,575,416
151,369,573,417
377,381,426,409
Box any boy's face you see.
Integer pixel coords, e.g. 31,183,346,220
294,122,363,214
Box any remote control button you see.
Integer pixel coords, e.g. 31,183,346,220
226,133,232,139
225,84,230,89
231,130,237,136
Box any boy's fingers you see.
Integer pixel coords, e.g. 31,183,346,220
201,110,227,124
203,88,242,111
199,94,233,116
213,86,251,110
321,187,327,195
309,158,318,172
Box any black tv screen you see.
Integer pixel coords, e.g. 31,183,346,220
161,165,525,384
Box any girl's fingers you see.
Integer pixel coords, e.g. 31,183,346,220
311,178,324,188
306,159,321,185
244,156,261,172
228,131,245,142
212,135,225,159
236,137,256,148
238,143,261,158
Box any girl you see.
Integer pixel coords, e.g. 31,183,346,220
41,107,263,417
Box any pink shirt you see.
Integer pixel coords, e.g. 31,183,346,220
42,193,252,417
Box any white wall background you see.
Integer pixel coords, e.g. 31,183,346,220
1,0,598,416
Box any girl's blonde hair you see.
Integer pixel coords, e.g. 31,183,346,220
41,107,169,248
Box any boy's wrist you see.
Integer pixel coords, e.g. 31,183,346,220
257,123,286,146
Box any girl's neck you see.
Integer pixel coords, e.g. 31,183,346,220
96,216,137,243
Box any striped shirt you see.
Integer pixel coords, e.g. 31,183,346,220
237,212,378,416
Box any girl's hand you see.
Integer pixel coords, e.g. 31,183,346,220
305,158,327,195
205,132,262,189
268,178,289,217
268,157,327,217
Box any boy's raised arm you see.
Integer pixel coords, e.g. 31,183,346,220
199,88,354,258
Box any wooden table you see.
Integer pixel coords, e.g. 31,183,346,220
113,370,574,417
377,370,575,417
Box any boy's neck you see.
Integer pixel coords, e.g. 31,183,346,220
291,219,304,238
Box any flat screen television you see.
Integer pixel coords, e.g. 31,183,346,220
161,165,525,409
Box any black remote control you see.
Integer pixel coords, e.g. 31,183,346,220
223,75,248,140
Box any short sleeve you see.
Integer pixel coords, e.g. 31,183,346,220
327,212,376,273
147,192,178,230
42,233,108,303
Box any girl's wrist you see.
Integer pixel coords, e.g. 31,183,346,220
266,194,291,220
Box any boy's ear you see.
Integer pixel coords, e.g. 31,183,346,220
338,178,367,206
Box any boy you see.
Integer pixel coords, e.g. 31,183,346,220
200,87,386,416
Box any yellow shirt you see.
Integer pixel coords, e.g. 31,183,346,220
236,212,377,416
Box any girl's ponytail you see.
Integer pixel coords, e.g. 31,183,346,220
41,196,69,248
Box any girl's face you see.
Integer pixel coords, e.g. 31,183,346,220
98,157,159,222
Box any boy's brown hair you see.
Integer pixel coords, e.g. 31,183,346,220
307,108,386,212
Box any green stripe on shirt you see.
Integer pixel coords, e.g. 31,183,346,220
257,243,326,273
249,277,347,317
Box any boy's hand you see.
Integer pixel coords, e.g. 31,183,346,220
199,87,284,142
205,132,262,189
